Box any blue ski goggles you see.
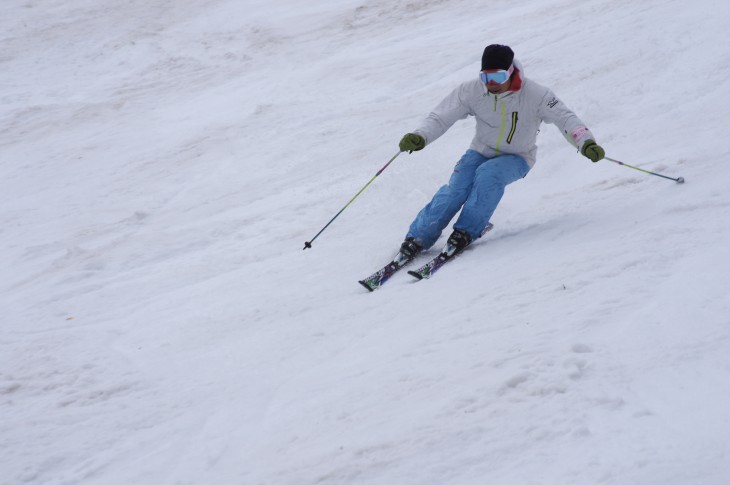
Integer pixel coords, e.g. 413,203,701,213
480,64,514,85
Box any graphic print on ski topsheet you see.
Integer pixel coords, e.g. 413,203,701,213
358,251,414,292
409,223,493,280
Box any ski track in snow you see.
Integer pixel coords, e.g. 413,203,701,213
2,0,730,484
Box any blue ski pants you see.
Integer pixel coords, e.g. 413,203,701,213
406,150,530,249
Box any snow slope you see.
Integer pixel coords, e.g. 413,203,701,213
2,0,730,484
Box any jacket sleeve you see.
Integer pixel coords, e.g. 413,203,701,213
538,88,596,150
413,83,473,146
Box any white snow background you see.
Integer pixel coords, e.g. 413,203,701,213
2,0,730,484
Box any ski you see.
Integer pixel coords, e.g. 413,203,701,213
358,252,414,292
408,223,493,280
407,253,452,280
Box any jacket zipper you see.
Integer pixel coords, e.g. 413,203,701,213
495,100,506,154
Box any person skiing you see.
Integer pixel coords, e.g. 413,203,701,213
396,44,605,262
357,44,606,290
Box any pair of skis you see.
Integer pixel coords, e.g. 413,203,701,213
358,224,493,292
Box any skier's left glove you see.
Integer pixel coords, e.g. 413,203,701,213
581,141,605,163
399,133,426,153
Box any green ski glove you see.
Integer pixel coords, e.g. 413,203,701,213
399,133,426,153
581,140,605,163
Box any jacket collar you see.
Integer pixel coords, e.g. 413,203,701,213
508,67,523,92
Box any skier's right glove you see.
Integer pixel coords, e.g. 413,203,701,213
581,140,605,163
399,133,426,153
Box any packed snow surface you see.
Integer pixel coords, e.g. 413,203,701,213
2,0,730,484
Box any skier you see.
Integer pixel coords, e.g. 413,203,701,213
397,44,605,261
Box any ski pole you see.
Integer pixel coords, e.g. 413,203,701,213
605,156,685,184
303,150,402,250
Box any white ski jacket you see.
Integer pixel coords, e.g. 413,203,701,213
413,59,596,168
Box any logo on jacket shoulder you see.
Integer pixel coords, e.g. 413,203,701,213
547,97,559,108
